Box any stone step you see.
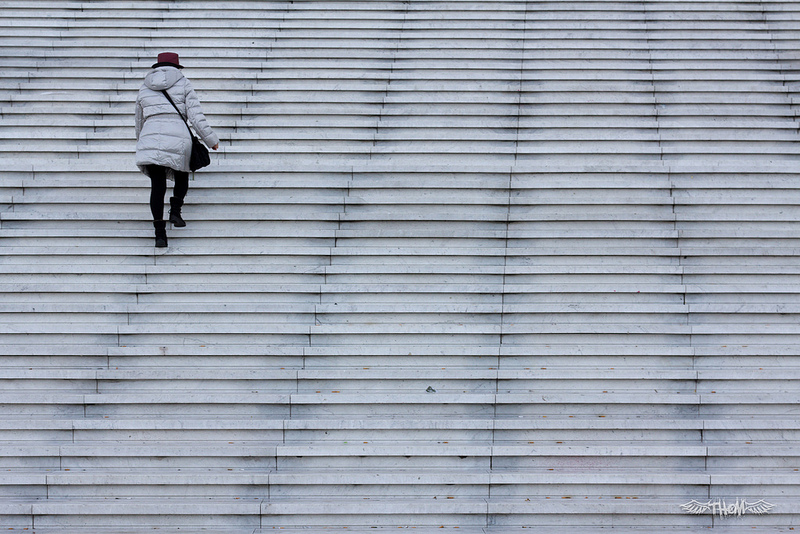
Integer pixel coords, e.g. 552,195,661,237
3,417,798,445
2,528,793,534
4,369,796,397
4,467,797,492
3,0,800,529
9,389,798,409
1,442,796,470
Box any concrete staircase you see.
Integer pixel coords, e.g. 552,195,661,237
1,0,800,531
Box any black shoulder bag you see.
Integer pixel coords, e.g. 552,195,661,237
160,90,211,172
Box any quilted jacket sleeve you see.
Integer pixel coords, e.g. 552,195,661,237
184,80,219,148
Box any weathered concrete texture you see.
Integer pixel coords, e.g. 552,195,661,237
1,0,800,531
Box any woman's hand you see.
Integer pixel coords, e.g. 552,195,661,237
212,143,219,150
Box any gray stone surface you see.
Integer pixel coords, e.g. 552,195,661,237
2,0,800,530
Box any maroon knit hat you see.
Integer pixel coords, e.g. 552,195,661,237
152,52,183,69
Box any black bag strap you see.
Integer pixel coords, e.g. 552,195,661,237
160,89,194,137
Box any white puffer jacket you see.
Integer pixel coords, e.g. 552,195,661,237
135,67,219,175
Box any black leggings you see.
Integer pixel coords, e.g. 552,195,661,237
147,165,188,221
